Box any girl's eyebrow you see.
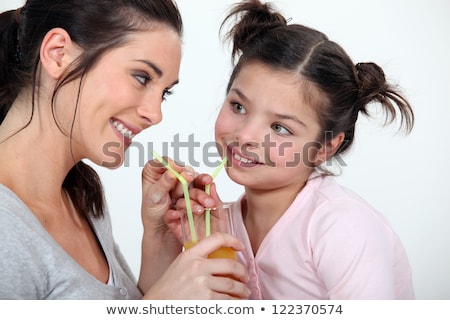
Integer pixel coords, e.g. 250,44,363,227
230,88,250,104
273,112,307,127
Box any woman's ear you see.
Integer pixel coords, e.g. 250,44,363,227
313,132,345,165
39,28,80,80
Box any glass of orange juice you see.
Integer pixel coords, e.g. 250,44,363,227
180,203,237,260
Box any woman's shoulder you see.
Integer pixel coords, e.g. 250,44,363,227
0,184,34,226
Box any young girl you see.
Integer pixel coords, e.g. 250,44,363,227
187,0,415,299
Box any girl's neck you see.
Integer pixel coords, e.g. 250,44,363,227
241,179,308,254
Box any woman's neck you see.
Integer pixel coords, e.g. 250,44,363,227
0,99,76,207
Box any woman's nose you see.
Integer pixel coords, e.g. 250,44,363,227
137,94,163,125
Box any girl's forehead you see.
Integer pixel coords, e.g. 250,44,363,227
232,62,324,118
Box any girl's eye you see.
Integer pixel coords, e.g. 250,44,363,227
231,102,246,114
162,89,174,101
272,123,291,135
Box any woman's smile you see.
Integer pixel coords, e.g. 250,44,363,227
110,118,139,147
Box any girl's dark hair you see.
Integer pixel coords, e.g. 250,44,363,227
221,0,414,158
0,0,183,219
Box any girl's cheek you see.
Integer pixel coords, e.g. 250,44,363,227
272,143,301,168
215,114,233,135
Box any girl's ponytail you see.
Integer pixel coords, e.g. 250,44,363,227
355,62,414,133
221,0,287,63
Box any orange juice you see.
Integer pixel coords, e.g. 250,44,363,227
184,241,237,260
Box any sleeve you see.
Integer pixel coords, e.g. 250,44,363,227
309,199,396,299
0,209,46,299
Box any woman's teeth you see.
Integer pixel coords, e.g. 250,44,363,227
112,120,135,139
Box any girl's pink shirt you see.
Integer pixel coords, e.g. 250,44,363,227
231,172,415,299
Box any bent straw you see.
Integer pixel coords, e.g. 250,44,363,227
152,151,197,242
205,156,228,236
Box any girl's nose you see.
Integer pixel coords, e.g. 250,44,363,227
235,121,262,148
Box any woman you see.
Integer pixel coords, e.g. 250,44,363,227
0,0,249,299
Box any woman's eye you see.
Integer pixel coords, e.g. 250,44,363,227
231,102,246,114
162,89,174,101
135,73,151,86
272,123,291,135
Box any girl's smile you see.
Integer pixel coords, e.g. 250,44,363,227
227,145,265,168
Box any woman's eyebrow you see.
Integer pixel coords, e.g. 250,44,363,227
135,59,163,77
135,59,179,86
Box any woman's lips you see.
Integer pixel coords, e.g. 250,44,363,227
110,119,139,146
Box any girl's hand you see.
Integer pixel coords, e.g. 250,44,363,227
143,232,250,299
164,173,221,242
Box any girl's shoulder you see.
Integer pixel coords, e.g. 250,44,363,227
306,173,375,210
303,174,394,235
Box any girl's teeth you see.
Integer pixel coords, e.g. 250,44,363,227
234,152,253,164
113,121,135,139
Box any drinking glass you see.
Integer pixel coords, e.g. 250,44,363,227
180,203,237,260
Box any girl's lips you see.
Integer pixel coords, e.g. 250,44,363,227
227,146,263,168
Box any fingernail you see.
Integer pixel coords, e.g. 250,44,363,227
193,204,203,213
151,192,163,204
184,170,194,177
165,172,175,182
205,199,215,208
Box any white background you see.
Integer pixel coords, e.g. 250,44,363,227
2,0,449,299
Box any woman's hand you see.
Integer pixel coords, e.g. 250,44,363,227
143,232,250,299
141,158,195,229
139,157,196,292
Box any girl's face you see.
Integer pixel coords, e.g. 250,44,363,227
59,27,181,168
215,62,323,191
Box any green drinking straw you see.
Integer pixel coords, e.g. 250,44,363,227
152,150,197,242
205,156,228,236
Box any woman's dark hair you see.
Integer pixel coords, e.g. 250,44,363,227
0,0,183,219
221,0,414,161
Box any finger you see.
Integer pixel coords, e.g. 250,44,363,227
191,173,213,189
181,165,197,182
184,187,216,209
142,160,166,183
175,198,204,214
204,182,222,204
142,170,178,210
187,232,245,257
207,275,250,299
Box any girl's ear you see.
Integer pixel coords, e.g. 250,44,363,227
39,28,80,80
313,132,345,165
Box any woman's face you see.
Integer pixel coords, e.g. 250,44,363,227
61,27,181,168
215,62,323,192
